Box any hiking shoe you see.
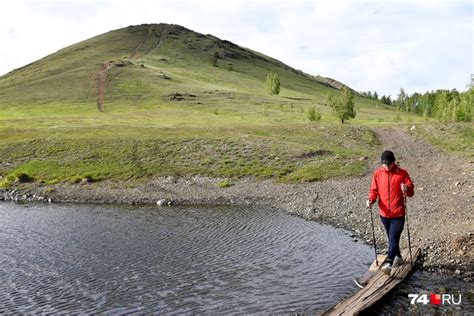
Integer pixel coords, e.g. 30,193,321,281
393,256,404,267
381,263,392,275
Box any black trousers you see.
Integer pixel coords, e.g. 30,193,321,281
380,215,405,264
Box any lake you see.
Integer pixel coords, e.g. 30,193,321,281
1,202,471,314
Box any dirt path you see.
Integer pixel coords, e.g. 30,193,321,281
147,24,168,56
130,25,154,59
372,127,473,271
93,61,114,112
92,25,168,111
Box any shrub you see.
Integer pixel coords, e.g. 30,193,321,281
9,172,35,183
217,179,232,188
307,106,321,122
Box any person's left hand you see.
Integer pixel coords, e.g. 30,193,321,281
401,183,408,194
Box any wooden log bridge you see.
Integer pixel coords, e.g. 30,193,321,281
323,246,421,315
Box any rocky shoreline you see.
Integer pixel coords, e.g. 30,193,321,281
1,172,471,281
1,127,472,281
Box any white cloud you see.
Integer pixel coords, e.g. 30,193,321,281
0,0,472,97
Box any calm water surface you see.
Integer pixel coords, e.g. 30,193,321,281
0,202,471,314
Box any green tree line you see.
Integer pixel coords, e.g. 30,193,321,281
361,87,473,122
393,88,473,122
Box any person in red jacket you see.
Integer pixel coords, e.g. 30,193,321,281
367,150,414,275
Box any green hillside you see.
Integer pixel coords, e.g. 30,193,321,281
0,23,427,186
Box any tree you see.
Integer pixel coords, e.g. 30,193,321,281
433,90,450,122
328,87,356,123
266,73,281,95
396,88,408,112
407,92,422,114
457,87,473,122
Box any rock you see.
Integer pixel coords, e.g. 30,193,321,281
80,177,93,185
113,60,133,67
157,199,167,206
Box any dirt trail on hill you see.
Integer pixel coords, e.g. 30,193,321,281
130,25,153,59
93,25,168,111
147,24,168,56
93,61,114,112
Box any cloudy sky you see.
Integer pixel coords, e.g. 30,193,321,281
1,0,472,97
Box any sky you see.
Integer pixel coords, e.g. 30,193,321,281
1,0,472,97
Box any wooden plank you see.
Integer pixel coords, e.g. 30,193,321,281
353,255,386,288
368,255,387,272
322,246,420,316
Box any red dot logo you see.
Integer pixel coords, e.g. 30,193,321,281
430,293,442,305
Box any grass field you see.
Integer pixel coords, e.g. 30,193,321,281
1,23,467,188
409,123,474,159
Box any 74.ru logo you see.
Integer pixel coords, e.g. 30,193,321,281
409,293,462,305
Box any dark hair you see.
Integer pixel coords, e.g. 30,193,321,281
381,150,395,164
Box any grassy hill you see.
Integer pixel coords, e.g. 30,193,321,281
0,23,430,187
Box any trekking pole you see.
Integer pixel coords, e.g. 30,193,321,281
368,204,379,266
404,195,414,266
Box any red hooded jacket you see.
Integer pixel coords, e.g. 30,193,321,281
368,164,414,218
